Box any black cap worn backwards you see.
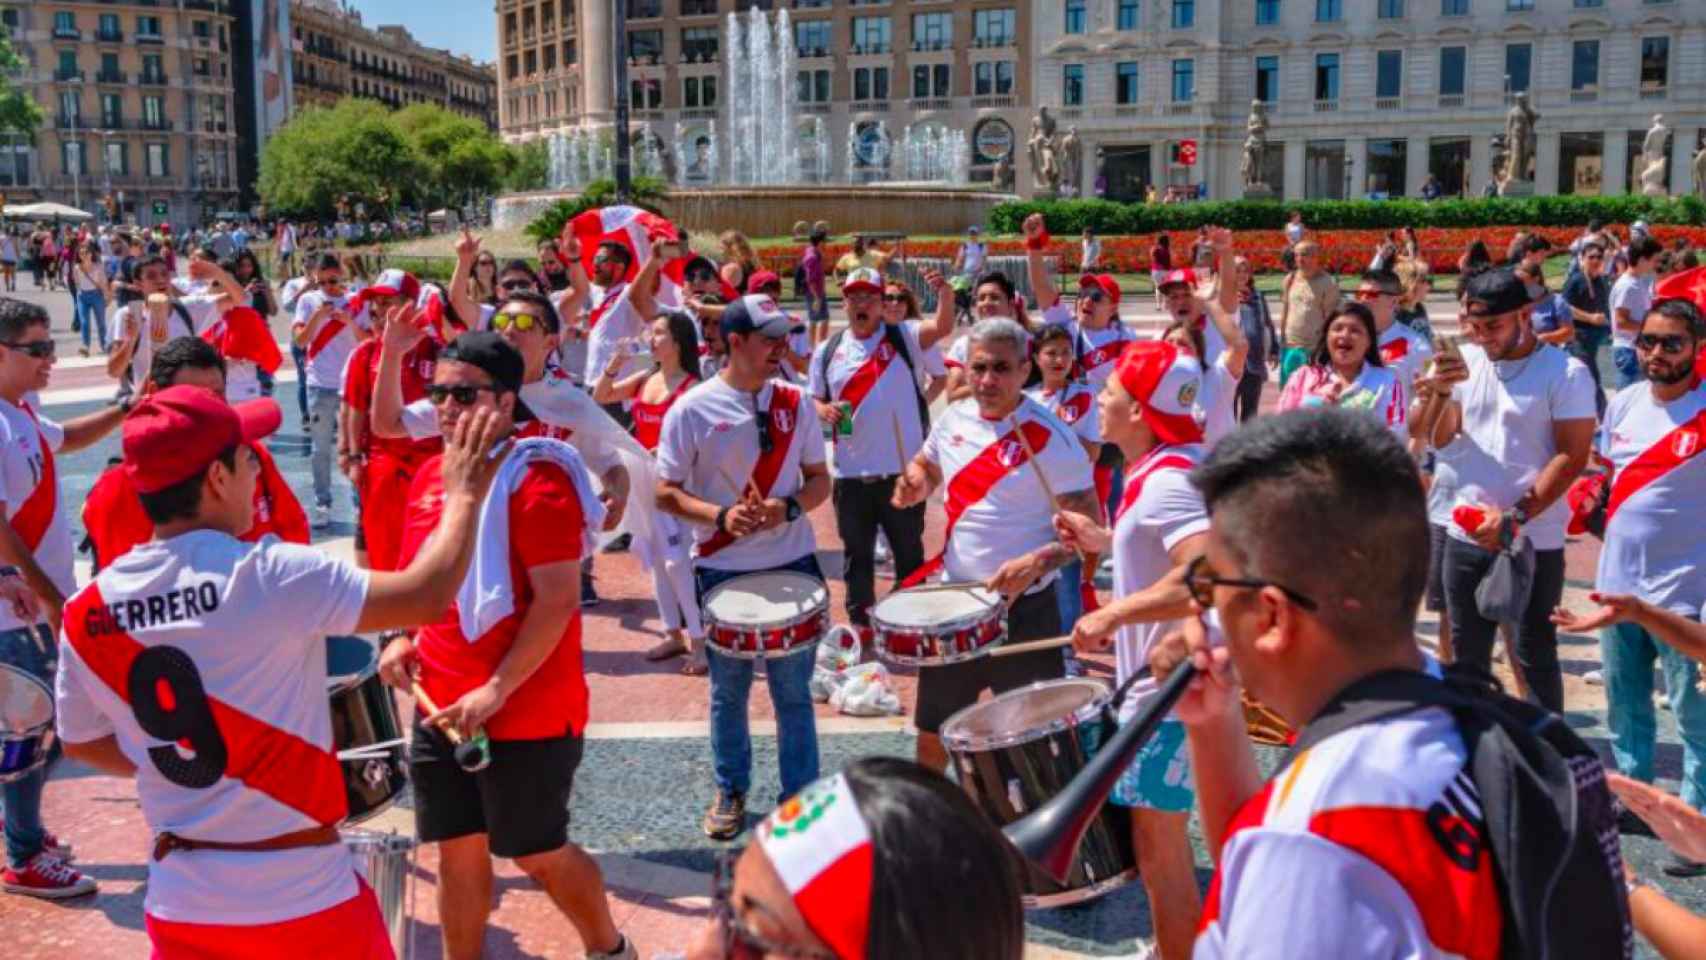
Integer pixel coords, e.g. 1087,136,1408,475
1463,268,1540,317
439,331,535,422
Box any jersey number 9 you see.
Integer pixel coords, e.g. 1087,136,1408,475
128,646,229,789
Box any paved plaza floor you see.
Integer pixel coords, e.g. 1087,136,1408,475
0,282,1695,957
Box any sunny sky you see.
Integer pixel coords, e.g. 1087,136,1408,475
347,0,497,63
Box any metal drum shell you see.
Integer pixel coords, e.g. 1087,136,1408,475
342,828,417,959
870,584,1007,667
326,637,407,825
701,572,829,660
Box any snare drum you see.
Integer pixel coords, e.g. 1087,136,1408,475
0,663,54,785
343,828,417,960
870,583,1005,666
940,678,1138,908
701,571,828,659
327,636,407,824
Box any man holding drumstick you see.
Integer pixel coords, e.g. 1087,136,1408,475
892,317,1097,774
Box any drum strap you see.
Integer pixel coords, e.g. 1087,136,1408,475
900,418,1055,588
152,824,340,862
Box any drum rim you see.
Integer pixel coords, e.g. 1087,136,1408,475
326,635,382,695
701,633,822,661
869,582,1002,634
939,677,1112,751
873,633,1003,668
703,572,830,635
0,663,54,728
339,827,420,852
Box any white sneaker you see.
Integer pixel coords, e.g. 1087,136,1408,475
311,504,331,529
1584,669,1604,686
1114,941,1159,960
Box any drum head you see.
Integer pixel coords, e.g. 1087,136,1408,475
703,571,827,627
872,584,1000,629
0,664,51,732
326,636,378,691
940,678,1110,751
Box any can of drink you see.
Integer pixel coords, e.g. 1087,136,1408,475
835,401,854,437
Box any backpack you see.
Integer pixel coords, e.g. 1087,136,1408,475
1292,669,1631,960
815,324,930,433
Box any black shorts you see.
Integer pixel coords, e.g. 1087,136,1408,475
915,586,1064,733
1426,522,1448,613
410,722,583,859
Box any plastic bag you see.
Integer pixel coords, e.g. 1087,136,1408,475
830,662,903,717
1476,534,1536,626
810,625,862,703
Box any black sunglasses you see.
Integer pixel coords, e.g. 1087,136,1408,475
1081,288,1108,303
3,340,55,359
499,278,537,292
882,293,908,304
1637,333,1691,355
687,269,718,284
711,850,837,959
426,384,496,406
1184,555,1318,612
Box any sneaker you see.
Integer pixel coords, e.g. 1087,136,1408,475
702,790,747,841
589,935,638,960
1663,853,1706,879
603,533,632,553
1584,669,1604,686
311,504,332,529
0,823,72,863
2,853,97,899
580,574,601,608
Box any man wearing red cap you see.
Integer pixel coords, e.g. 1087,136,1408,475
893,317,1097,773
0,299,128,900
53,383,508,957
1056,340,1212,960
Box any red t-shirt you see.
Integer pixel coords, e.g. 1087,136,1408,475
343,338,443,463
401,457,588,740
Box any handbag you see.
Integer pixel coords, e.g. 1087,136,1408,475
1475,533,1536,625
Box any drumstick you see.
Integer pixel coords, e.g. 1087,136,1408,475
1009,416,1060,509
409,682,466,745
987,634,1075,657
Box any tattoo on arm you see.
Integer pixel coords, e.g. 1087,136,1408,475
1055,488,1101,520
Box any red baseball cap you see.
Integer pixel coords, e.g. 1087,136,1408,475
365,268,421,301
123,386,283,494
746,270,782,294
1157,268,1198,292
1078,273,1120,306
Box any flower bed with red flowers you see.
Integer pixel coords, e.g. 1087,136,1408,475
754,226,1706,277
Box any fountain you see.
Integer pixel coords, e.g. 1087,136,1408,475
901,123,971,185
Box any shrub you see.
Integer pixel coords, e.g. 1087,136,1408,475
522,177,670,244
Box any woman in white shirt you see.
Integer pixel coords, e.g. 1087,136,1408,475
72,243,111,356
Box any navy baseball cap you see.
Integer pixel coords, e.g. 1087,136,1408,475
721,294,794,339
1464,268,1539,317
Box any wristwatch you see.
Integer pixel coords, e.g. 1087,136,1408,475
715,505,732,533
784,497,802,522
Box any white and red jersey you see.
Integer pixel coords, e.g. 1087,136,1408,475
1595,382,1706,615
1279,362,1408,440
1378,321,1434,393
915,396,1094,585
54,533,370,926
1196,707,1502,960
655,376,826,572
399,364,623,477
1040,301,1133,392
1196,354,1240,449
582,282,646,384
1025,382,1100,449
808,320,930,478
112,295,223,390
0,399,69,632
1111,444,1208,717
293,288,368,392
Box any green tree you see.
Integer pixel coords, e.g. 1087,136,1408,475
257,99,415,218
504,141,549,193
0,26,43,138
392,103,509,210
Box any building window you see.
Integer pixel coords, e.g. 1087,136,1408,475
1316,0,1341,21
628,29,663,62
1571,39,1598,91
1172,0,1195,28
1315,53,1340,101
1305,139,1347,199
57,50,80,82
1065,0,1086,34
100,93,122,127
911,13,950,50
1378,0,1404,16
1507,0,1532,9
97,13,120,38
1116,61,1140,104
683,75,717,108
631,0,662,18
853,66,890,101
1375,50,1402,99
974,61,1015,96
1442,0,1468,12
796,68,832,102
682,26,718,62
629,78,662,109
1366,139,1408,196
1118,0,1140,29
62,141,87,176
137,15,162,37
1640,37,1669,91
1504,43,1530,94
58,90,81,123
1,9,19,30
682,0,718,13
105,141,127,176
974,9,1016,47
143,96,165,127
1171,58,1194,102
1428,137,1470,196
1558,132,1605,195
1255,55,1278,102
912,64,950,97
795,20,831,58
1255,0,1281,23
146,143,169,178
193,19,210,37
1063,64,1084,106
851,17,891,54
54,11,77,35
1439,46,1466,96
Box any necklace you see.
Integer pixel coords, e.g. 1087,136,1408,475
1493,350,1537,383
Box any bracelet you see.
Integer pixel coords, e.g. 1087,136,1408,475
715,505,731,533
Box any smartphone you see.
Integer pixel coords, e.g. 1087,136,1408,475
1432,333,1463,363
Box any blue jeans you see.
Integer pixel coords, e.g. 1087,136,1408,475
76,290,107,350
291,343,309,421
1602,620,1706,811
308,386,341,509
1055,558,1084,637
1612,345,1642,389
2,625,58,867
696,554,823,799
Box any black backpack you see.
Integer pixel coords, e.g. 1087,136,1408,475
1292,669,1631,960
815,324,931,433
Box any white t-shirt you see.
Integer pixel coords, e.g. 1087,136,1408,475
293,289,367,392
583,282,646,384
1426,437,1471,529
1448,343,1598,550
1377,321,1434,393
958,241,987,275
278,276,313,313
655,376,825,572
0,400,70,631
808,320,930,478
1197,354,1239,449
1025,382,1100,450
1596,382,1706,615
112,296,222,389
918,396,1094,584
1111,445,1208,719
551,288,589,386
1039,302,1134,393
54,532,371,925
1609,272,1655,349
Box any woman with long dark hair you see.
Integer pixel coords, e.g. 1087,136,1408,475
679,757,1025,960
468,250,500,304
71,242,111,356
1277,302,1407,437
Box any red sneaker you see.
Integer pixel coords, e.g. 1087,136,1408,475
0,821,73,863
2,853,97,899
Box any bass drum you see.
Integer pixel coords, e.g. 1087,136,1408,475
327,636,407,824
940,678,1138,908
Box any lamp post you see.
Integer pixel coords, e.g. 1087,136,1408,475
611,0,633,202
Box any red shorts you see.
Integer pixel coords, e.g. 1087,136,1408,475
363,452,427,572
147,876,394,960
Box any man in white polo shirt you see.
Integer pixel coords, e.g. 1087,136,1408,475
1611,235,1662,389
293,252,369,528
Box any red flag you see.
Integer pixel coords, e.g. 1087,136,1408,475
570,206,680,283
202,306,283,373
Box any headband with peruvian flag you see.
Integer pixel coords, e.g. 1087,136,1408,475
756,772,873,960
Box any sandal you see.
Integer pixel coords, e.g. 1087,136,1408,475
644,636,688,661
681,649,709,676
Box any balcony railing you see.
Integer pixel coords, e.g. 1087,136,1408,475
909,97,953,110
1165,101,1194,115
800,102,832,114
971,94,1014,108
797,46,830,59
139,118,174,131
137,32,165,44
1313,98,1338,112
972,36,1014,48
850,100,890,112
1438,93,1464,107
1640,86,1667,100
56,114,85,129
139,73,169,86
96,30,124,43
1374,96,1400,110
54,27,83,41
55,68,86,82
1570,88,1597,103
911,39,949,52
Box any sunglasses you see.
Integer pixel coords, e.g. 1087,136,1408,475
491,311,543,333
426,384,496,406
1183,555,1318,612
1354,289,1394,301
499,278,537,292
711,851,837,960
882,293,908,304
1636,333,1691,354
592,254,616,266
1081,288,1108,303
687,270,718,284
2,340,55,359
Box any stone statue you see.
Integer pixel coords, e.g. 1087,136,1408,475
1242,101,1271,194
992,154,1015,192
1488,134,1510,189
1502,92,1537,187
1027,109,1061,194
1693,144,1706,202
1059,126,1083,194
1640,114,1670,198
